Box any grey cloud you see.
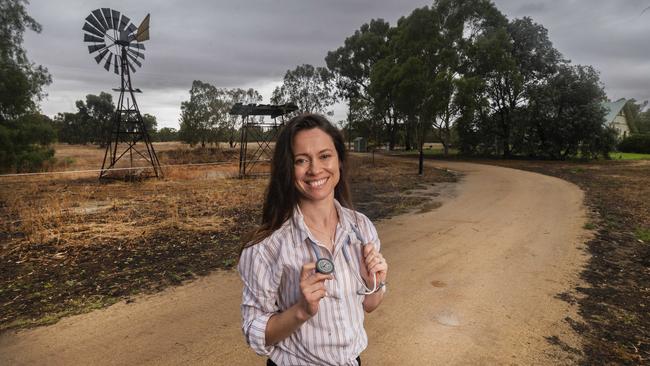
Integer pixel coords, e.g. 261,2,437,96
21,0,650,128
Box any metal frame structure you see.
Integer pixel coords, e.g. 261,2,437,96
229,103,298,178
83,8,159,179
100,46,162,179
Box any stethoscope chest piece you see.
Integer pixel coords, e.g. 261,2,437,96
316,258,334,274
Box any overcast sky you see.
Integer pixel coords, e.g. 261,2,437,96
23,0,650,129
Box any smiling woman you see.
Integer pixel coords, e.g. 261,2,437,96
238,113,388,365
292,128,341,206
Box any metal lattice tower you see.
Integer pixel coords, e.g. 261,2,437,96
229,103,298,178
82,9,161,179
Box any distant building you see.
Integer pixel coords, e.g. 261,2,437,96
602,99,632,138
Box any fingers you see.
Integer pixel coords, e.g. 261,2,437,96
363,245,385,271
300,262,316,280
301,262,333,282
300,262,331,303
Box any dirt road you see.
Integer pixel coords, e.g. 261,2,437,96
0,161,589,365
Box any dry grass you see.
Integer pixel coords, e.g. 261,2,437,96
45,142,237,172
0,145,456,331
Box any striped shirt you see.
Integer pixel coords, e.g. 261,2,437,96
238,200,381,366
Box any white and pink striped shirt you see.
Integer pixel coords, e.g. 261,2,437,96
238,200,381,366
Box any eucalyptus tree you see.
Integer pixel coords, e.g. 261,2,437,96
272,64,336,114
224,88,262,147
326,19,392,144
385,0,506,171
179,80,230,147
75,92,115,145
523,64,615,159
467,16,563,157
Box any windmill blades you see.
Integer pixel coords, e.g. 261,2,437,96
125,23,137,36
127,61,136,74
118,15,130,32
82,22,104,38
94,48,110,64
84,33,104,43
87,43,106,54
127,48,145,60
102,8,113,30
126,52,142,68
129,43,145,50
111,9,120,30
85,14,106,34
82,9,150,76
103,52,113,71
92,9,110,31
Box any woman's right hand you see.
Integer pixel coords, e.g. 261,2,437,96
297,262,332,321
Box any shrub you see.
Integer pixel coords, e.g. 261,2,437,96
617,134,650,154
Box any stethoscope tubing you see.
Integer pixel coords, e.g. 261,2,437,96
308,224,381,295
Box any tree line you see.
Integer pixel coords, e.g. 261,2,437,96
324,0,618,164
178,82,262,148
51,92,163,145
2,0,644,173
184,0,622,165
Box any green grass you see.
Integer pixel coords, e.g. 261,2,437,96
583,222,596,230
610,152,650,160
390,148,459,157
636,228,650,243
384,147,649,160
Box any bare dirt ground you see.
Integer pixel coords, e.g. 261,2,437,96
481,158,650,364
0,159,589,365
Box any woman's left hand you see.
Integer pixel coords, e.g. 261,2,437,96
360,243,387,288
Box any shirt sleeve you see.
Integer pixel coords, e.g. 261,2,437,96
238,242,281,356
357,212,381,251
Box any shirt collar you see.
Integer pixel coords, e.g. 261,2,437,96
291,199,354,248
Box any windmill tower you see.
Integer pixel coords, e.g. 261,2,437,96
82,9,162,179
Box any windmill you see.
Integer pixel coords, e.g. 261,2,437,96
83,9,162,179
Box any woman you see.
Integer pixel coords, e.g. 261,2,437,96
238,113,388,366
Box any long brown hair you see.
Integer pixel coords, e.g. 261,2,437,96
241,113,352,252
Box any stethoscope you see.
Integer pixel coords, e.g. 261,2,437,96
308,224,383,295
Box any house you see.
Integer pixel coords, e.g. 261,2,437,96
602,99,632,138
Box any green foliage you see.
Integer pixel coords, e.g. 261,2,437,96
622,99,645,134
465,16,563,157
617,134,650,154
520,65,615,159
53,92,116,145
326,19,393,148
0,113,55,173
153,127,178,142
0,0,51,122
142,113,157,135
0,0,53,172
179,81,261,147
272,64,336,114
637,110,650,134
